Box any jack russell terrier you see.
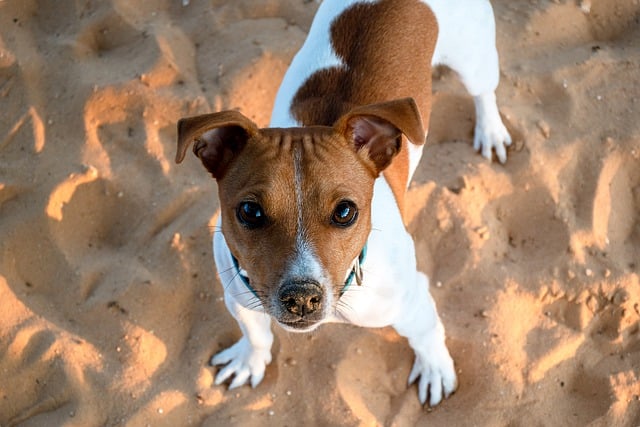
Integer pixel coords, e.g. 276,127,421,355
176,0,511,406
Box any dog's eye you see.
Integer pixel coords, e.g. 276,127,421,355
237,201,267,229
331,200,358,227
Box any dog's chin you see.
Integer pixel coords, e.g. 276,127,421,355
276,318,323,333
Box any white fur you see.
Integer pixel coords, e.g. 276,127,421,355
212,0,512,406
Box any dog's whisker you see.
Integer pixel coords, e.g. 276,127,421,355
339,285,366,296
217,265,239,276
222,271,243,293
232,289,258,299
247,301,265,311
243,296,261,307
335,300,356,319
335,298,351,311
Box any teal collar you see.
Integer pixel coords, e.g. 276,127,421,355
341,243,367,294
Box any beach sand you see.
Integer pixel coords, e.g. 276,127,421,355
0,0,639,425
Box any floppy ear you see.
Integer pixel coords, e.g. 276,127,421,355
334,98,425,174
176,110,259,179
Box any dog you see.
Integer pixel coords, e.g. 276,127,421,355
176,0,511,406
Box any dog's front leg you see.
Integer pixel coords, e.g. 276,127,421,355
211,294,273,389
393,272,457,406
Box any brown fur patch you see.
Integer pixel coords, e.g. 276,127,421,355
290,0,438,213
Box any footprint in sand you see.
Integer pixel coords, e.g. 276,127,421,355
494,185,571,270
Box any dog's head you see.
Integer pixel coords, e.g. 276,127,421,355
176,98,424,331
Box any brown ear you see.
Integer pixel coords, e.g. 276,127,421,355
334,98,425,174
176,111,259,179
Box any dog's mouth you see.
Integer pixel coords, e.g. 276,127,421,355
277,318,322,332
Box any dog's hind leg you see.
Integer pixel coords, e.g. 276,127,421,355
428,0,512,162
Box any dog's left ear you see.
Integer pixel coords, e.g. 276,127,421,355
176,111,259,179
335,98,425,174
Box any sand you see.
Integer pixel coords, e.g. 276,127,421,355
0,0,639,425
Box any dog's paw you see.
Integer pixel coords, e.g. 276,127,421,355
472,92,512,164
408,349,458,407
211,337,272,389
473,118,512,164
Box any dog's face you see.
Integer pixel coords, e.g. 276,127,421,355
176,99,424,331
218,127,375,331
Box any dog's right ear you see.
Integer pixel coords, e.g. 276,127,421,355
176,111,259,179
334,98,425,175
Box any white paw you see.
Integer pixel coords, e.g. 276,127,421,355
408,349,457,407
211,337,272,389
473,92,512,163
473,118,512,164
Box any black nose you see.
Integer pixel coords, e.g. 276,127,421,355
278,281,324,317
